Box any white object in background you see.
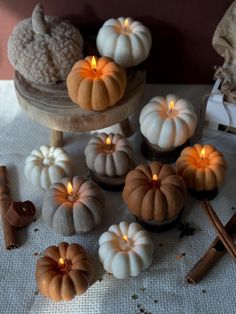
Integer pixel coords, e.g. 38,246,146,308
99,221,154,279
205,79,236,129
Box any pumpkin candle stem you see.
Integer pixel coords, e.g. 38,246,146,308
32,4,49,35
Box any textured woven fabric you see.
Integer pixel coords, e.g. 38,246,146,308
0,81,236,314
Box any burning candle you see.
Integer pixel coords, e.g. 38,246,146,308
176,144,227,200
35,242,93,301
140,94,197,159
96,17,152,68
99,221,154,279
67,55,126,111
84,133,133,190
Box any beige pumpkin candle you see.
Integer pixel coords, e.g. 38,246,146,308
139,94,197,163
35,242,93,301
42,176,104,236
84,133,133,190
96,17,152,68
99,221,154,279
123,161,187,232
176,144,227,200
66,56,127,111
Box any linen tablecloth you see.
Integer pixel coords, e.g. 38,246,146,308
1,81,236,314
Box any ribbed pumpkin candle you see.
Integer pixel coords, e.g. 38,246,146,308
66,56,127,111
176,144,227,199
98,221,154,279
96,17,152,68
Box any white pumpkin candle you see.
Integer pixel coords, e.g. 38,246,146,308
140,94,197,151
24,145,72,190
84,133,133,177
99,221,154,279
96,17,152,68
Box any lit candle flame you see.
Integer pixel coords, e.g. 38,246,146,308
106,137,111,147
91,56,97,70
123,235,128,242
152,174,158,181
67,182,73,194
200,148,205,160
59,258,65,266
124,18,129,29
169,100,175,112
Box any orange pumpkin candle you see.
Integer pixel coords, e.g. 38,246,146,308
66,56,127,111
176,144,227,200
123,161,187,232
35,242,93,301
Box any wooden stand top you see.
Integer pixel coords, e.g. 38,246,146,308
14,69,145,132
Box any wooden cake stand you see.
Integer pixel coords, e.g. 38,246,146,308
14,69,145,147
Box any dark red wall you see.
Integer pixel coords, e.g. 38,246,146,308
0,0,233,83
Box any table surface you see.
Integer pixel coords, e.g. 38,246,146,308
1,81,236,314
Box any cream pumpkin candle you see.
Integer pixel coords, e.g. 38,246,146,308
99,221,154,279
66,56,127,111
176,144,227,200
123,161,187,232
84,133,133,190
35,242,93,301
139,94,197,163
24,145,72,190
42,176,104,236
96,17,152,68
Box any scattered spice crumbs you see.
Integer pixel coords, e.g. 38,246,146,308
33,252,39,256
154,300,158,303
131,294,138,300
34,228,39,232
176,253,186,260
34,291,39,296
202,289,206,293
178,222,195,238
140,287,146,292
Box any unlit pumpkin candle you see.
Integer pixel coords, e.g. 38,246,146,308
35,242,93,301
66,56,127,111
96,17,152,68
98,221,154,279
176,144,227,200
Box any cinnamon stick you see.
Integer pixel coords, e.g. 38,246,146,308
0,166,19,249
201,199,236,262
186,210,236,284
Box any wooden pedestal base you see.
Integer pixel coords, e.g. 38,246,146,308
135,209,183,233
141,137,189,163
14,68,145,147
188,187,218,200
90,171,126,191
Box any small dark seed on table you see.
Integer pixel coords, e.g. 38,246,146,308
202,289,206,293
132,294,138,300
33,252,38,256
34,228,39,232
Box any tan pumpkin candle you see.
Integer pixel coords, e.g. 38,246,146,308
35,242,93,301
42,176,104,236
123,161,187,231
176,144,227,199
84,133,133,190
67,56,127,111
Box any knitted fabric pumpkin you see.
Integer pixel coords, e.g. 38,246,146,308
8,4,83,84
66,56,127,111
36,242,93,301
123,162,187,224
